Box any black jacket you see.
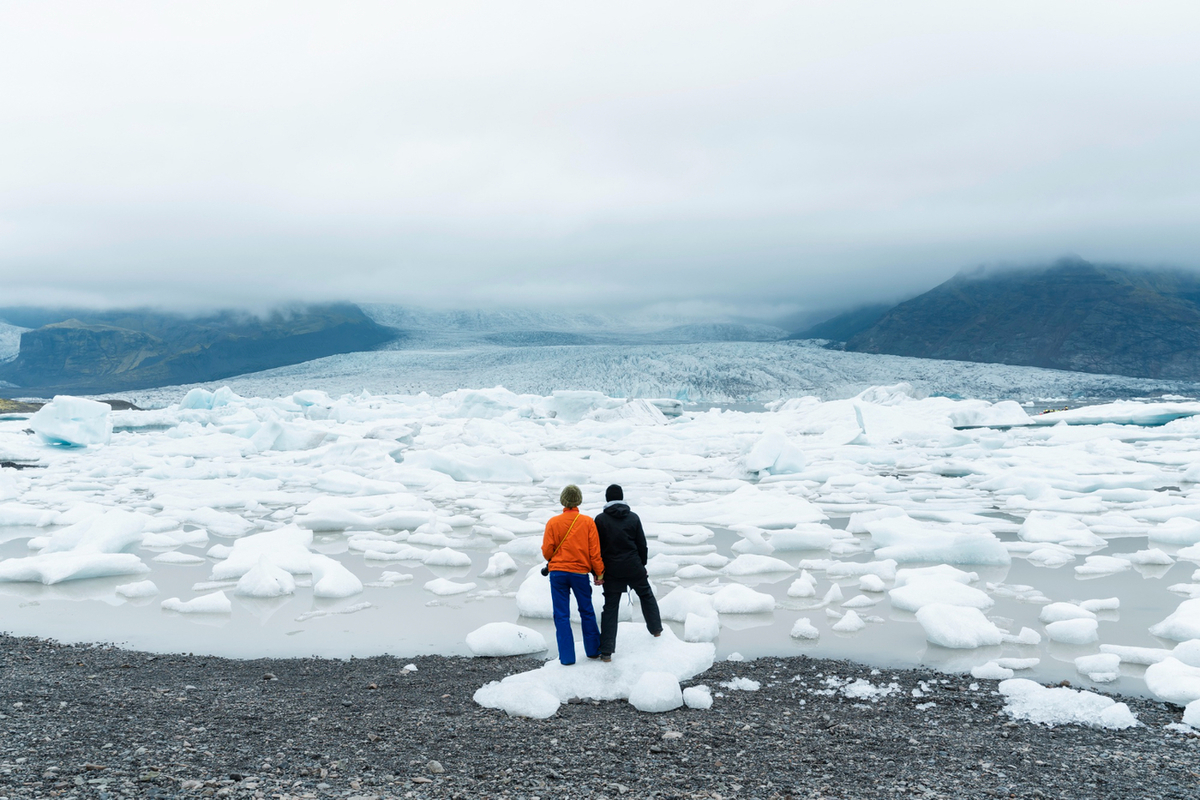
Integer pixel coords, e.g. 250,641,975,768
595,503,649,579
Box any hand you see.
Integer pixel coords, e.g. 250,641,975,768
594,577,604,586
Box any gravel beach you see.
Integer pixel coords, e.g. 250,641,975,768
1,634,1197,800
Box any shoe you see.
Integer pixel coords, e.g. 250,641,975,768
652,630,663,638
560,661,575,666
587,654,601,660
600,654,612,663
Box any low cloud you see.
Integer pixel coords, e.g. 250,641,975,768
2,2,1198,319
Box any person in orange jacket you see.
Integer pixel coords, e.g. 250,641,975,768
542,484,605,665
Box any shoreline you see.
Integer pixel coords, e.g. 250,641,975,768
2,633,1196,800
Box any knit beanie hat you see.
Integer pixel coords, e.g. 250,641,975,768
560,484,583,509
605,484,623,502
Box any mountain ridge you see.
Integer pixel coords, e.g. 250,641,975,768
840,259,1200,380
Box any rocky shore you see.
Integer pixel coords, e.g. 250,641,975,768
1,634,1197,800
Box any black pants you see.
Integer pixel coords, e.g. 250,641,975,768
599,572,662,656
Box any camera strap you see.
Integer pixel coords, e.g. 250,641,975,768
548,513,581,563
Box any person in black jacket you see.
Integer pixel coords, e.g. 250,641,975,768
594,484,663,661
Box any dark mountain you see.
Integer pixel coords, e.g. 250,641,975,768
844,258,1200,380
0,303,397,396
793,303,892,342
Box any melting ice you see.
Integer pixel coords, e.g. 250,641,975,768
3,384,1200,724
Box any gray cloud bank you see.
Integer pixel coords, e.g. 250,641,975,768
2,1,1199,320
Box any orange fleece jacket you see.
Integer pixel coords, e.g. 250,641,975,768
542,508,604,578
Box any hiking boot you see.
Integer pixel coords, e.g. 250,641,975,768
652,630,663,637
600,654,612,663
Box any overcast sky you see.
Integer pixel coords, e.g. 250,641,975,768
2,1,1199,322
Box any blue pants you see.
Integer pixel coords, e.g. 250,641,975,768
549,571,600,664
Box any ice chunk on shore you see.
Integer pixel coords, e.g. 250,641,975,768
29,396,112,447
1143,657,1200,705
915,604,1003,649
236,557,297,598
998,679,1137,729
1045,618,1099,645
465,622,547,656
628,672,684,712
1185,699,1200,728
474,624,713,718
161,591,232,614
683,684,713,709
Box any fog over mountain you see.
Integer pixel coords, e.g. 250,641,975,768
2,2,1199,318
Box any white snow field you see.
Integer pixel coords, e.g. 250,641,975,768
5,381,1200,723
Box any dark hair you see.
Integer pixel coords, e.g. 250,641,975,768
605,484,623,502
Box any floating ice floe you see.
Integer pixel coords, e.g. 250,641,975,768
115,580,159,599
683,613,720,643
1045,618,1099,645
424,578,476,596
971,661,1014,680
161,591,232,614
916,604,1003,649
1075,653,1122,683
711,584,775,614
1149,599,1200,641
236,557,297,598
465,622,547,656
889,579,994,613
29,396,112,447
